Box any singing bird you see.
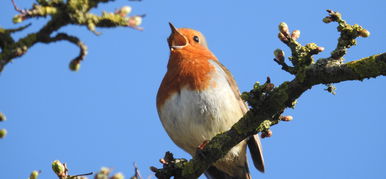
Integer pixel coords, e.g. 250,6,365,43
157,23,265,179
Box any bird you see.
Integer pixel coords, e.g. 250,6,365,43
156,23,265,179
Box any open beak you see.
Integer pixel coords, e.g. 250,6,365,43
168,22,188,50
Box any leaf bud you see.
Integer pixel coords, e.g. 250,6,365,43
359,29,370,38
0,129,7,138
274,48,285,62
52,160,65,177
29,170,40,179
111,172,124,179
291,30,300,40
69,60,80,71
278,22,289,35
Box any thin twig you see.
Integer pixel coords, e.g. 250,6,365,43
11,0,26,13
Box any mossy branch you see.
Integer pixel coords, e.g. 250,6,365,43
0,0,144,72
152,10,386,179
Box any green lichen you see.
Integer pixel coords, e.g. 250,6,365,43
232,113,251,135
346,53,386,79
289,99,297,109
295,68,307,82
19,33,38,47
180,161,196,177
271,81,290,104
255,120,273,132
1,0,144,72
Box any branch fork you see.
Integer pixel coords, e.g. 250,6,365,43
1,0,145,72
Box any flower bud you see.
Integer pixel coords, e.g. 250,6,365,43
359,29,370,38
0,129,7,138
100,167,111,175
111,172,124,179
291,30,300,40
120,6,132,16
322,17,332,23
274,48,285,62
0,112,5,122
15,47,24,56
159,158,167,164
261,130,272,138
280,115,293,121
29,170,39,179
278,22,289,35
52,160,65,177
88,23,95,31
12,15,25,24
69,60,80,71
127,16,142,26
95,167,110,179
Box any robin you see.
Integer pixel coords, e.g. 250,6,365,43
157,23,264,179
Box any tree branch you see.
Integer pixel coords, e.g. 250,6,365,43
0,0,144,72
153,10,385,179
40,33,87,71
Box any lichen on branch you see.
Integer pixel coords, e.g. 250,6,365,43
152,10,386,179
0,0,144,72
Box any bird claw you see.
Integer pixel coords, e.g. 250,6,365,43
196,140,210,159
197,140,209,150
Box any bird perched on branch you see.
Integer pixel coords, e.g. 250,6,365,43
157,23,265,179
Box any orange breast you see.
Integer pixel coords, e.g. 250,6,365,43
156,46,217,109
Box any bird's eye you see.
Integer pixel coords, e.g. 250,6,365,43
193,36,200,43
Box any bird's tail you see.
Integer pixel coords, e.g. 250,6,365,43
247,134,265,173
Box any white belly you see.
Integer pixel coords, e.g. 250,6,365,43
158,69,245,155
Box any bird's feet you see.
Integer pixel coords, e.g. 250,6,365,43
196,140,210,159
197,140,210,150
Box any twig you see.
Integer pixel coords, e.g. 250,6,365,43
0,0,144,72
40,33,88,71
11,0,26,13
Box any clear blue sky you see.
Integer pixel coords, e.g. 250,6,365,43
1,0,386,178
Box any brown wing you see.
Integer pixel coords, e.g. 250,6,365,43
211,60,265,173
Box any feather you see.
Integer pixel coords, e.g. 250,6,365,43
210,59,265,173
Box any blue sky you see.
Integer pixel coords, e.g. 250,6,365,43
1,0,386,178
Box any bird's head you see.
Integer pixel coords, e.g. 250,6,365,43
167,22,209,52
